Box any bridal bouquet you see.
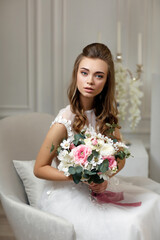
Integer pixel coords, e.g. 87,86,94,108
51,125,130,184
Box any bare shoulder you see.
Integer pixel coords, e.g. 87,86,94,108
47,122,67,144
57,105,74,122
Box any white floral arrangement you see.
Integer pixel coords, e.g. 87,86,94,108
51,125,130,184
128,79,144,129
114,61,143,130
115,62,128,121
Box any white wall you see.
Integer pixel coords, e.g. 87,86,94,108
0,0,160,140
150,74,160,182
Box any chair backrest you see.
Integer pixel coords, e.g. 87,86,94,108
0,112,53,203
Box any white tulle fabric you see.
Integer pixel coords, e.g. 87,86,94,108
39,105,160,240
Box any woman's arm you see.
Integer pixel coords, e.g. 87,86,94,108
112,127,126,175
34,123,73,181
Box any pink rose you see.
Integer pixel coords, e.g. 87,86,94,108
70,143,76,150
73,145,92,165
103,155,117,169
91,138,98,146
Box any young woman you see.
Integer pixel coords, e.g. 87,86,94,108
34,43,160,240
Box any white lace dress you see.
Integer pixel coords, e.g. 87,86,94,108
39,105,160,240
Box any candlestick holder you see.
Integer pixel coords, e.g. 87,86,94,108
127,64,143,81
116,53,143,81
116,53,122,62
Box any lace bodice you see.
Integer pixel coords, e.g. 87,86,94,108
50,105,96,139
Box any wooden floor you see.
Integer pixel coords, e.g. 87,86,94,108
0,201,16,240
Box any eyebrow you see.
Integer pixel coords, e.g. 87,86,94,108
80,67,105,74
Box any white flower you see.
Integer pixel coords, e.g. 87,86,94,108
60,139,71,149
89,155,104,169
57,150,74,165
100,143,115,156
84,137,93,147
128,80,144,130
57,150,68,161
84,162,92,171
58,163,70,176
104,136,114,145
115,62,128,121
97,138,105,146
114,61,144,130
114,142,128,149
99,173,110,181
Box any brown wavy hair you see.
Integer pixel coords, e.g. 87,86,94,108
67,43,118,135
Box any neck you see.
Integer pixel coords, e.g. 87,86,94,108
80,95,94,111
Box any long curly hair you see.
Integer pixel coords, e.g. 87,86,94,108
67,43,119,135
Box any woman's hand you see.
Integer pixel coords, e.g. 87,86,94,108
89,180,108,194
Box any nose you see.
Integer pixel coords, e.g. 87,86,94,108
87,75,94,85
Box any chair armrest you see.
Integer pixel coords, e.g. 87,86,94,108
0,193,76,240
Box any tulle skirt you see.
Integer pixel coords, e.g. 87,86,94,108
39,176,160,240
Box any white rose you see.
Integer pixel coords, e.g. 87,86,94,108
100,144,115,156
58,150,68,161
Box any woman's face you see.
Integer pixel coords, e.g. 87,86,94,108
76,57,108,103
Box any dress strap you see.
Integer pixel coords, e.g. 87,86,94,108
50,116,73,139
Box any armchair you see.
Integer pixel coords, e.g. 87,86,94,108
0,113,76,240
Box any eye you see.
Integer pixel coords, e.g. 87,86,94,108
81,71,88,76
96,74,103,79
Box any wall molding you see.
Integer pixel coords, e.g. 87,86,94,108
35,0,42,112
0,0,35,118
51,0,65,115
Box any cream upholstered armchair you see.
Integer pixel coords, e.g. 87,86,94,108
0,113,76,240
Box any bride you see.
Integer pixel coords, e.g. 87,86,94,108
34,43,160,240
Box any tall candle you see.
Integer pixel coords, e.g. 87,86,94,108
138,33,142,65
117,21,121,53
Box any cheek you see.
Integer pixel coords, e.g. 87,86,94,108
77,74,84,88
96,81,106,93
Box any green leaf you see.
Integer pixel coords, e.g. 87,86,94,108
75,166,83,174
98,159,109,173
90,174,104,184
73,133,86,146
72,175,80,184
68,166,76,175
87,154,93,162
112,123,118,128
88,178,93,184
106,123,112,128
84,169,90,175
74,133,85,141
115,151,125,160
68,166,83,184
92,150,99,157
72,172,82,184
105,123,119,135
123,148,131,158
83,173,90,179
57,146,62,154
108,129,114,134
50,143,54,153
84,169,97,176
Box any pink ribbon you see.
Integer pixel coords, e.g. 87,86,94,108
92,191,142,207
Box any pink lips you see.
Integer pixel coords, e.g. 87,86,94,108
84,87,94,93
